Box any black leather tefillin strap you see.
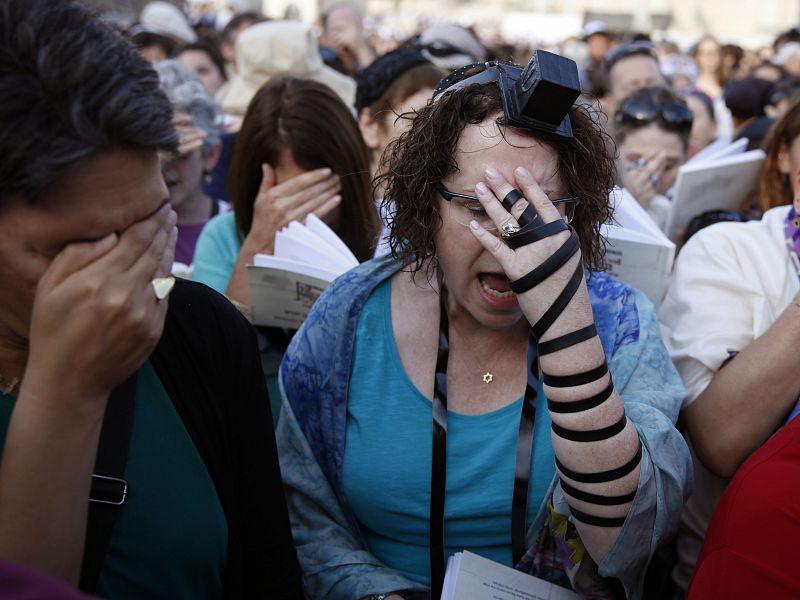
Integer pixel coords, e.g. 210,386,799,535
429,288,537,600
500,200,640,529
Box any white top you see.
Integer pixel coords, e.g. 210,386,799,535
657,204,799,591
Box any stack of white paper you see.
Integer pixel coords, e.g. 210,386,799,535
666,140,764,241
601,188,676,308
247,215,358,328
441,551,581,600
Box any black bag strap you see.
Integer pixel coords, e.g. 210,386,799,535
79,372,138,593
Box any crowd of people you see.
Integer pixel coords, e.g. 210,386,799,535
1,0,800,599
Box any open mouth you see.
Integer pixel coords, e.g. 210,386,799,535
479,273,514,298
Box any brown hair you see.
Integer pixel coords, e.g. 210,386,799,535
367,63,443,127
760,93,800,211
375,84,615,274
229,76,379,261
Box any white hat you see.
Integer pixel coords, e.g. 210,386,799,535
418,23,487,70
130,2,197,44
773,42,800,66
216,20,356,116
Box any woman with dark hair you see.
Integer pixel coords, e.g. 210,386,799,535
277,55,690,600
355,47,443,178
614,86,693,231
193,76,380,303
176,40,228,94
0,1,302,598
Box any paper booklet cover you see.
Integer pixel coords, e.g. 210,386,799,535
601,188,675,308
247,215,358,328
666,146,764,241
440,551,581,600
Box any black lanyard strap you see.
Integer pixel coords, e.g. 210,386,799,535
429,289,537,599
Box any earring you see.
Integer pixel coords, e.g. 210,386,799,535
204,171,213,185
793,215,800,228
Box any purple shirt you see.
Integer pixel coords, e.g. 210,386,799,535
0,558,92,599
175,222,207,266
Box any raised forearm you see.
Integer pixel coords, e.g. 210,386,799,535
0,383,107,583
537,278,641,563
685,299,800,478
224,235,270,314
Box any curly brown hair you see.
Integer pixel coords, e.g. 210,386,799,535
375,84,615,274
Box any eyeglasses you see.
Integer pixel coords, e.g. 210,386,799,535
436,183,579,230
615,97,694,133
605,41,659,72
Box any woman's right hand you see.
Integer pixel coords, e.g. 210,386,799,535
23,202,177,411
624,151,665,209
246,164,342,255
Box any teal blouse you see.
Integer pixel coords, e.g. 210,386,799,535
0,361,227,599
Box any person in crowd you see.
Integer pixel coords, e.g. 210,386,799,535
693,35,725,100
759,94,800,212
687,406,800,599
128,1,197,63
751,59,787,82
216,20,356,121
659,93,800,598
355,47,443,178
773,41,800,77
662,53,699,93
681,89,717,157
0,2,303,598
154,60,225,274
277,55,691,600
602,40,666,122
176,40,228,95
721,43,745,81
765,75,800,118
218,11,264,76
613,86,693,231
319,2,376,77
724,75,774,138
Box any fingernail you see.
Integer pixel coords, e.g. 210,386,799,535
485,166,500,179
516,166,532,180
321,168,332,176
469,220,480,230
475,182,488,194
166,209,178,227
169,225,178,244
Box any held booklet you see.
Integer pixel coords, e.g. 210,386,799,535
601,188,676,308
440,551,581,600
246,215,358,328
666,145,765,241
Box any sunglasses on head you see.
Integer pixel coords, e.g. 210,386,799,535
615,97,694,132
605,41,658,72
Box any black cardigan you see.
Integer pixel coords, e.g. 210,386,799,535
150,280,303,599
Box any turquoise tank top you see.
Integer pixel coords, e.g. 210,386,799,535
343,279,555,586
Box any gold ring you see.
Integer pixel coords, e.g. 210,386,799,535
151,276,175,301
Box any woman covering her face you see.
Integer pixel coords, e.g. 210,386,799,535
277,54,691,600
0,2,302,597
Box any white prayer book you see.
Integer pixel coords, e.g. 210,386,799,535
440,551,581,600
666,147,765,242
601,188,676,308
247,215,358,328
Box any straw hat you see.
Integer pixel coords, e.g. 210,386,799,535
217,20,356,116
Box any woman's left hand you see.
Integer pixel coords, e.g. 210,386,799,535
470,165,584,326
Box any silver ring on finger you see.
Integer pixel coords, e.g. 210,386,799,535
500,220,521,237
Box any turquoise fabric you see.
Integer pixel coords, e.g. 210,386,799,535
192,211,241,294
0,362,227,599
192,211,282,423
343,280,554,586
277,256,693,600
